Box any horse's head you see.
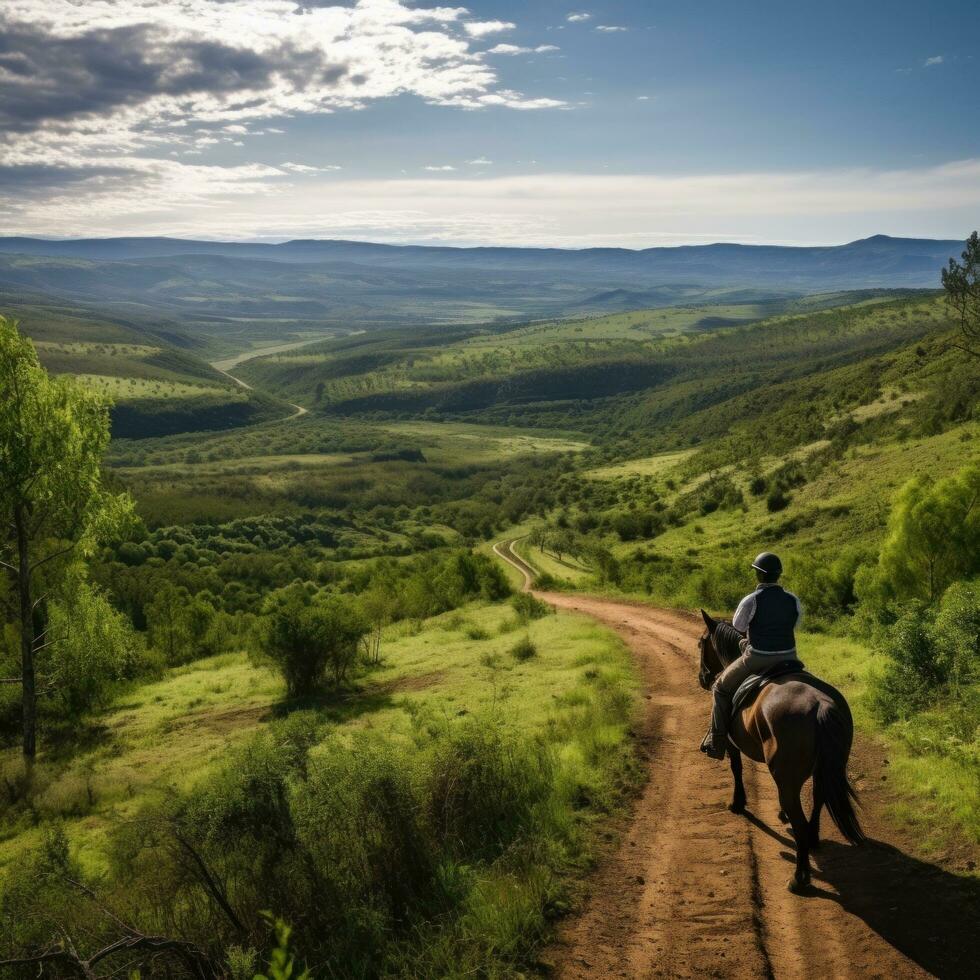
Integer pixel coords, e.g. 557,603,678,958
697,608,724,691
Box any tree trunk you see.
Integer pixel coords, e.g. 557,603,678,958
15,506,36,760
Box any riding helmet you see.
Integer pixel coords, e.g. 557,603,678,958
751,551,782,578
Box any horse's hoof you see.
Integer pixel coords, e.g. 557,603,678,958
729,800,746,814
787,876,810,895
778,810,789,823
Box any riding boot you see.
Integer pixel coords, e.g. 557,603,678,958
700,683,731,758
700,728,727,759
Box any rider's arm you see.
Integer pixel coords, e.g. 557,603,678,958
731,593,756,634
793,593,803,627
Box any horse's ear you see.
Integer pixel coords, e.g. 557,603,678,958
700,608,716,633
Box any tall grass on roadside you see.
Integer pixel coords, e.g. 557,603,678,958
1,664,641,978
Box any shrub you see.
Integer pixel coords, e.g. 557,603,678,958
878,462,980,603
766,488,790,512
870,580,980,723
46,570,149,716
257,586,368,697
510,593,551,623
510,636,537,661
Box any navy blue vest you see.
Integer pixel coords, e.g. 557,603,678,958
748,585,799,654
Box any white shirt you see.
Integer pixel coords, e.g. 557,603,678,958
732,583,803,655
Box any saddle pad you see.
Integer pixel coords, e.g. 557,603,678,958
731,660,806,717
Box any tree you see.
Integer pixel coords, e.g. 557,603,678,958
0,317,132,758
941,231,980,357
146,583,193,664
258,587,368,697
878,462,980,603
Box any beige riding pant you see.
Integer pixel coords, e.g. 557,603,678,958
710,642,793,734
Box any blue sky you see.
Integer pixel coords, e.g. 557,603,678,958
1,0,977,244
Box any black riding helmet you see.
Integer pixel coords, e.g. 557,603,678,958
751,551,782,579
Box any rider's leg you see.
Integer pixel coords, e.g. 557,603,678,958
702,649,779,758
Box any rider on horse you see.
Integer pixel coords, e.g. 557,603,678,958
699,551,803,759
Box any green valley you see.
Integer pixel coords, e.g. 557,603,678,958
1,255,977,978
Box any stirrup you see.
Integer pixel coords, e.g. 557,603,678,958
700,730,727,759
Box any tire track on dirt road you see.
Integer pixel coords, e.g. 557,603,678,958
494,540,980,980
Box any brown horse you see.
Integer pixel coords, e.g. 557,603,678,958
698,610,864,892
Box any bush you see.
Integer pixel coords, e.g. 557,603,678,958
96,715,567,978
870,580,980,723
510,593,551,624
766,488,790,512
878,462,980,603
257,586,368,697
45,570,149,716
510,635,537,661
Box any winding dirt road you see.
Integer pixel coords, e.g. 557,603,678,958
494,540,980,980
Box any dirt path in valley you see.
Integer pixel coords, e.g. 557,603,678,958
494,540,980,980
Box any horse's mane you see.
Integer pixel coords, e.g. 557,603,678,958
713,621,744,664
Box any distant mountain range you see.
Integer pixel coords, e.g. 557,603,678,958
0,234,962,335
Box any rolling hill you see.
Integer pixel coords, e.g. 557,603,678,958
4,298,290,438
0,235,963,335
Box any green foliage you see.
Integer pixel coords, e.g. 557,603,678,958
0,315,133,755
256,585,368,697
146,583,218,665
510,635,538,661
941,230,980,355
254,918,310,980
510,592,552,624
89,709,609,978
878,462,980,602
871,580,980,724
46,567,150,715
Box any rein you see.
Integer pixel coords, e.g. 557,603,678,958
699,620,743,689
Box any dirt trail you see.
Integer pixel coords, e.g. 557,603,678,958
494,540,980,980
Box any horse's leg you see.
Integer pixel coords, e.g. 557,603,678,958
808,782,824,850
776,778,811,893
728,747,746,814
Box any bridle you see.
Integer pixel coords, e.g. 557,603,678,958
698,631,719,691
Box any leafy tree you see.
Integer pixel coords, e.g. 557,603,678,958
46,567,146,715
0,317,132,758
941,231,980,357
146,583,193,664
258,586,368,697
879,462,980,602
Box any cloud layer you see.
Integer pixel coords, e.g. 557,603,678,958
0,0,565,211
5,158,977,247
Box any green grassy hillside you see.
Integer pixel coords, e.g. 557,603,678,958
4,298,290,437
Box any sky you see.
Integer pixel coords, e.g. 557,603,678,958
1,0,978,246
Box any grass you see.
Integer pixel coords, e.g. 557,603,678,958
515,539,591,584
76,374,236,401
0,600,639,886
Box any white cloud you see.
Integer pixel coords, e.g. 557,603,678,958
596,25,628,32
464,20,515,38
636,95,650,101
487,43,559,56
567,13,591,23
423,164,456,171
5,159,978,248
923,55,944,67
467,157,492,165
0,0,565,182
280,161,342,173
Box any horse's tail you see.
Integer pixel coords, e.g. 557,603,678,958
814,700,865,845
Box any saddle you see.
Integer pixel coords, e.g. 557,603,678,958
730,660,806,717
